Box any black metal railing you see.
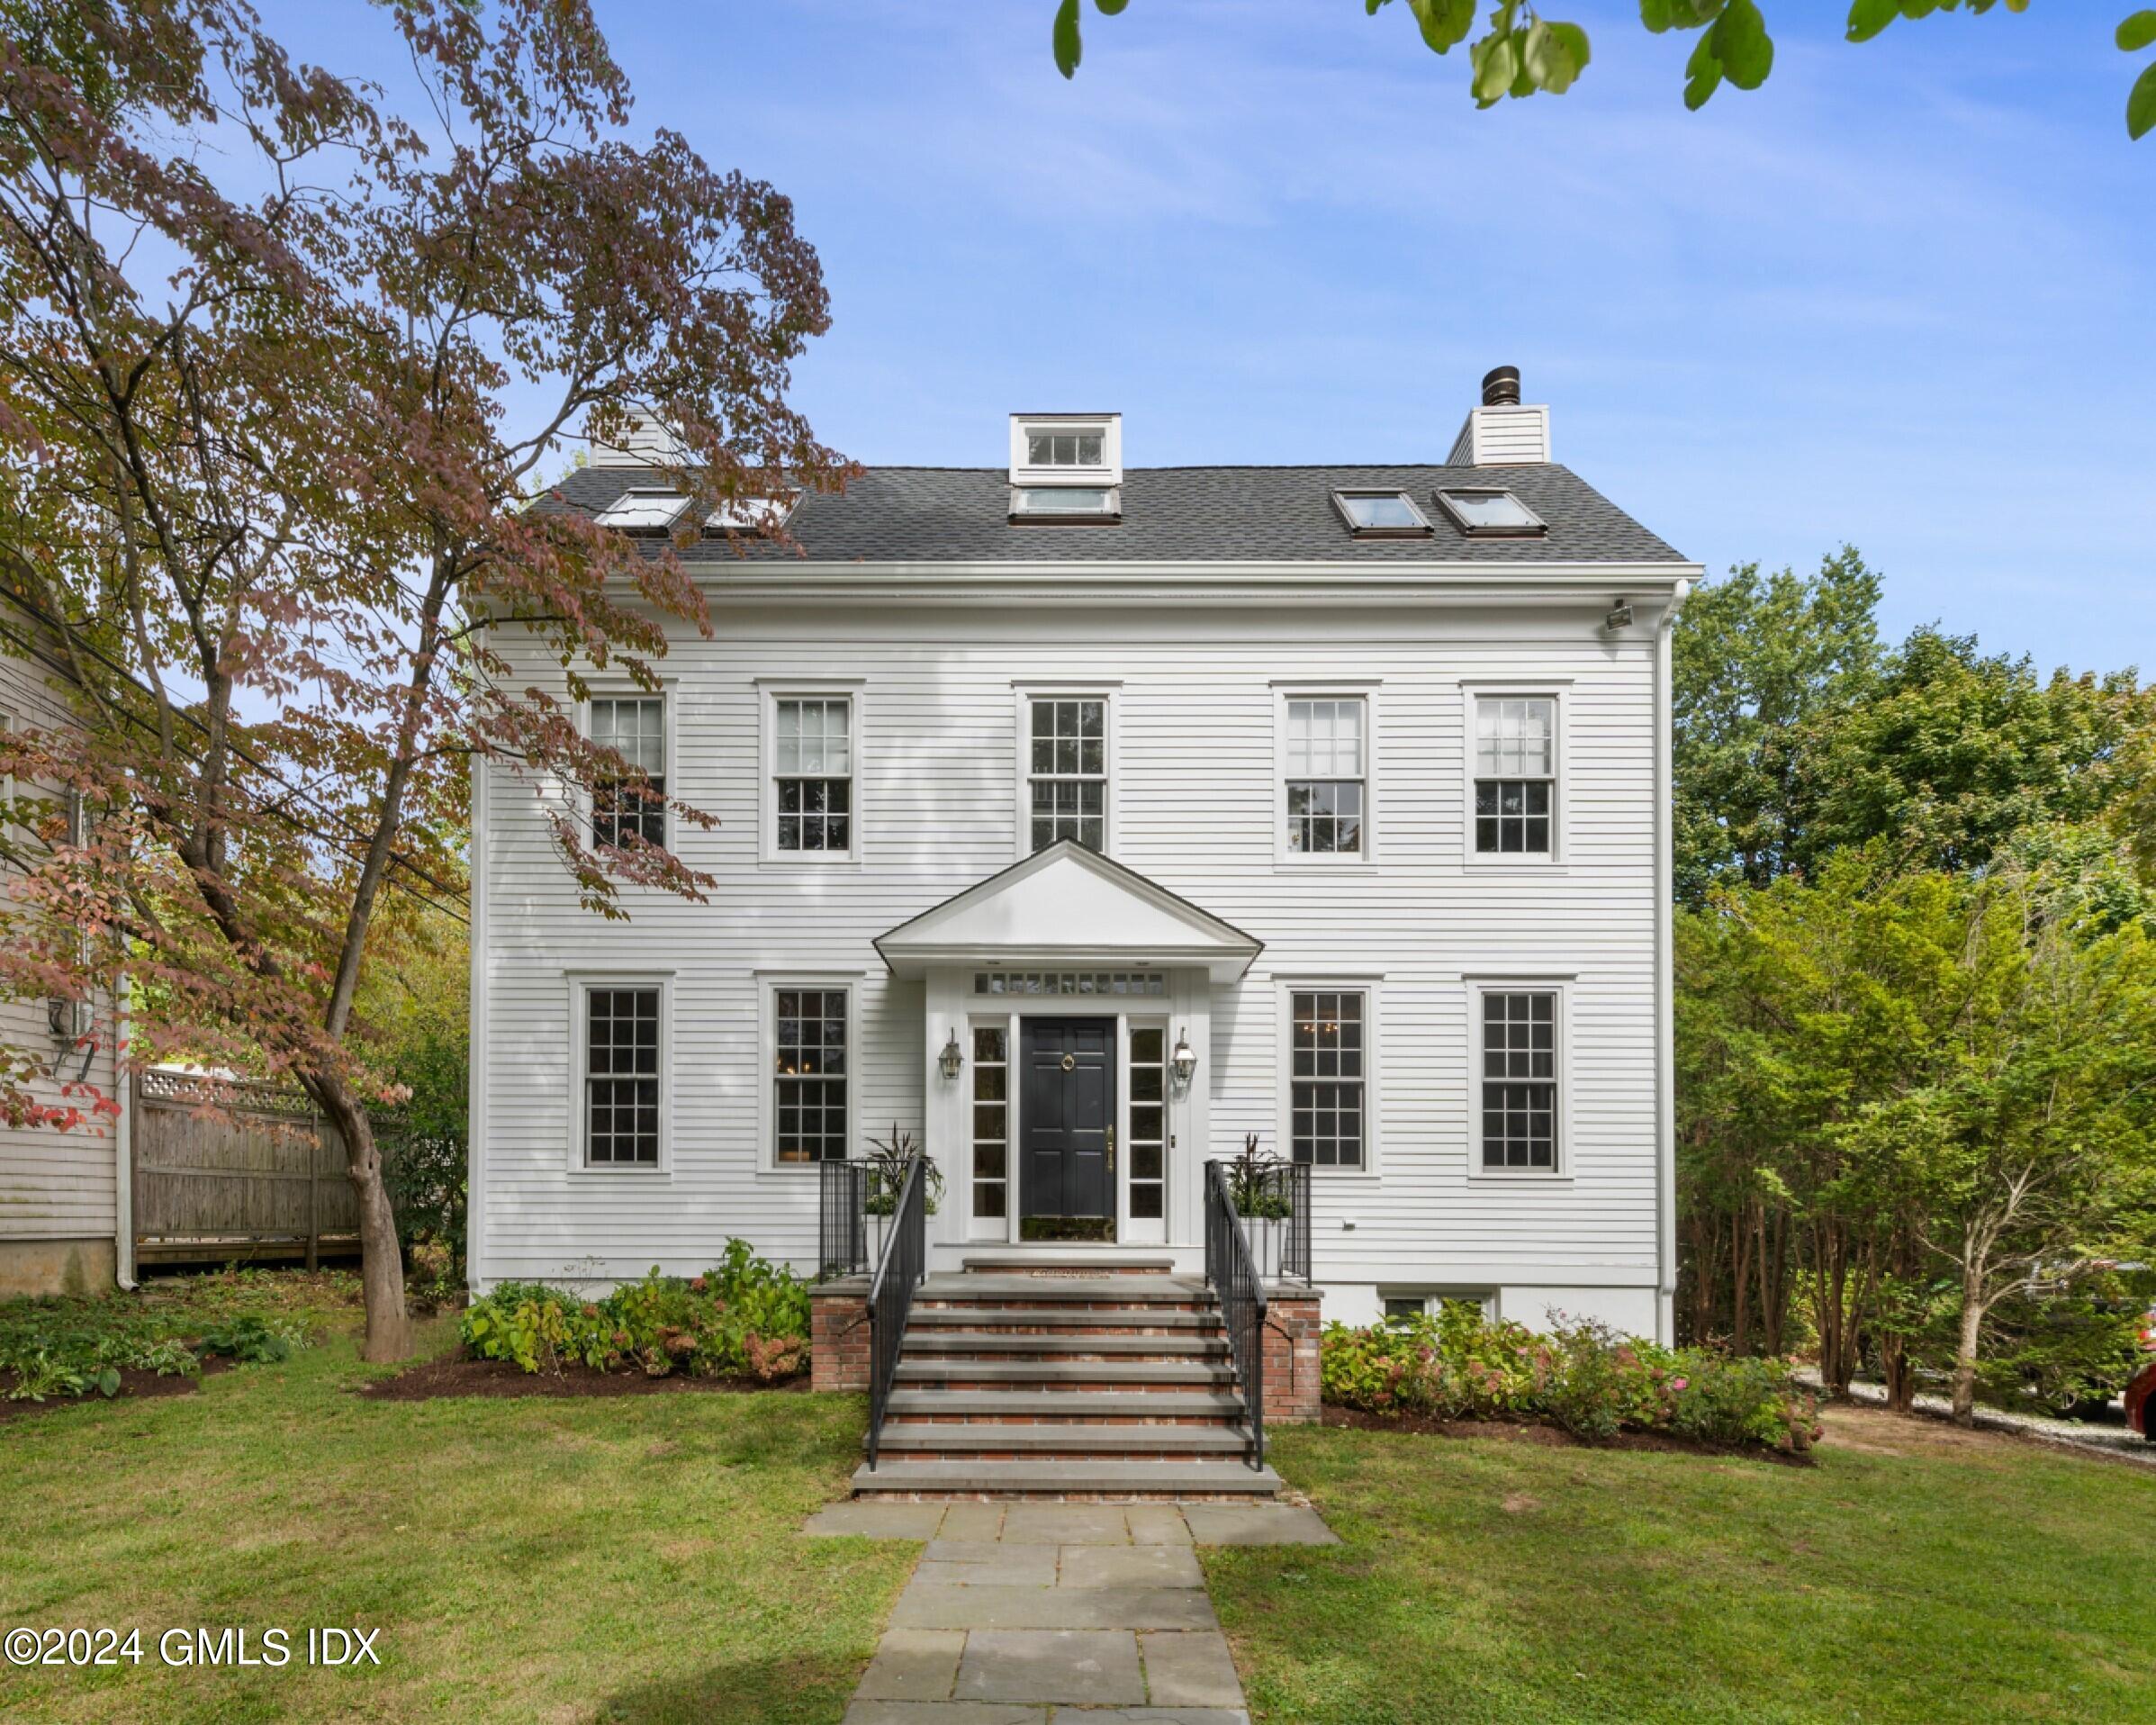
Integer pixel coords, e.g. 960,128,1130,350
816,1159,868,1281
863,1152,928,1471
1204,1159,1268,1471
1227,1158,1313,1286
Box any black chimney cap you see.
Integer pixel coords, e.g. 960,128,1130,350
1482,366,1521,408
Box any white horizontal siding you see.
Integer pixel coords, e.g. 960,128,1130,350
478,601,1660,1290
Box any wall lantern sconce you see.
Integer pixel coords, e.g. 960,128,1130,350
1603,596,1634,632
1170,1028,1196,1088
938,1030,964,1080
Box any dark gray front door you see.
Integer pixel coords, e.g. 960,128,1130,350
1021,1016,1114,1223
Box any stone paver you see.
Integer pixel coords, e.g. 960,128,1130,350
954,1630,1146,1706
806,1498,1334,1720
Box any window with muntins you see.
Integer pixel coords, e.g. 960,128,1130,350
1128,1026,1166,1219
775,697,852,853
1475,696,1555,854
1285,697,1365,854
971,1025,1008,1221
1026,429,1105,467
1029,697,1105,852
585,987,660,1166
1481,991,1557,1170
591,697,666,848
1290,989,1365,1169
774,989,849,1163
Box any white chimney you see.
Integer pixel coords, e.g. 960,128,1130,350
1448,366,1550,466
589,409,687,468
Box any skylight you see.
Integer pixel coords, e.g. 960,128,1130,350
1332,489,1432,538
707,495,794,532
1434,488,1545,537
594,488,690,530
1010,486,1120,523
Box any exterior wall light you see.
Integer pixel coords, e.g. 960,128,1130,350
1170,1028,1196,1088
938,1030,964,1080
1604,597,1634,631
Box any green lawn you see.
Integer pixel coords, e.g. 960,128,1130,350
0,1311,910,1723
1208,1410,2156,1724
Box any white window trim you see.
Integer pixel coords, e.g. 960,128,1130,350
1464,974,1574,1182
574,680,678,854
1272,681,1381,867
1381,1288,1497,1322
1008,412,1123,488
1012,682,1122,862
1273,974,1383,1179
1458,679,1570,871
755,971,864,1174
758,680,867,866
564,971,674,1176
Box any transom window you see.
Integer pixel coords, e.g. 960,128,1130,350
584,987,660,1166
1481,991,1557,1170
593,487,690,530
1026,430,1105,467
1285,697,1365,855
1128,1026,1166,1220
590,696,666,849
1290,989,1365,1169
1029,697,1105,853
973,971,1164,997
1475,696,1555,855
775,696,852,853
1435,488,1545,537
1332,489,1431,537
971,1025,1008,1221
773,989,849,1163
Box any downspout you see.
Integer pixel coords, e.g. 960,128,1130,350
465,636,488,1296
1653,578,1692,1345
113,972,136,1289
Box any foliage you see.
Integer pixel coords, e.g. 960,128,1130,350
459,1242,812,1382
1225,1132,1294,1221
1319,1306,1820,1454
861,1124,943,1218
0,0,843,1360
1056,3,2156,140
194,1314,311,1366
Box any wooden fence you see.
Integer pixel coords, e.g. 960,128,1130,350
131,1070,358,1268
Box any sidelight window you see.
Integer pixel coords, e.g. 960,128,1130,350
1127,1026,1167,1221
970,1025,1009,1221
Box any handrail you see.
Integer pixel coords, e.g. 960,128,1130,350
863,1152,928,1471
1204,1159,1268,1472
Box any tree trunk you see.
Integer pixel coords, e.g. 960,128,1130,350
310,1077,412,1362
1950,1267,1984,1427
1731,1199,1753,1355
1881,1331,1914,1413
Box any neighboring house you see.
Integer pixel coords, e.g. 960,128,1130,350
0,601,131,1296
472,369,1699,1342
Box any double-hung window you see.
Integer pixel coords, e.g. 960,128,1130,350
1479,989,1559,1171
1474,695,1556,855
582,984,663,1167
772,987,850,1163
1028,697,1105,852
1285,697,1366,855
775,696,852,854
591,696,666,849
1289,989,1366,1169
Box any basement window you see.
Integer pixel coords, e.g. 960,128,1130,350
594,488,690,531
1332,490,1431,538
1434,488,1545,537
1010,486,1120,523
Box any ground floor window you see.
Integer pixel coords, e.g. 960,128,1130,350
971,1024,1009,1219
1480,989,1558,1170
773,987,849,1163
582,984,661,1167
1290,989,1365,1168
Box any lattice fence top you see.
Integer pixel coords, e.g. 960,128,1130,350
138,1068,313,1117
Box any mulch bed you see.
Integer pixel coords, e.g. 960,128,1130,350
0,1357,233,1425
356,1353,810,1404
1321,1402,1814,1467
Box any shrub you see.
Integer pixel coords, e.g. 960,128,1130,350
195,1314,312,1366
458,1240,812,1381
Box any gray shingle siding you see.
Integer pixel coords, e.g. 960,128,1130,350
541,462,1686,565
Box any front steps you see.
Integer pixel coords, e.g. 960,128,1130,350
850,1263,1284,1502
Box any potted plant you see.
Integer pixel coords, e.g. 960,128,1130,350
1227,1133,1295,1278
861,1124,943,1261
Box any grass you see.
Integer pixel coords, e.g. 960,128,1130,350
0,1299,910,1723
1204,1408,2156,1724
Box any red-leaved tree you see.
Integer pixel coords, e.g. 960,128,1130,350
0,0,843,1357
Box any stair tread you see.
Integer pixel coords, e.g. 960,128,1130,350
961,1254,1177,1272
904,1332,1228,1355
908,1306,1221,1330
852,1459,1283,1494
872,1422,1249,1452
895,1360,1235,1384
918,1274,1211,1305
884,1387,1245,1415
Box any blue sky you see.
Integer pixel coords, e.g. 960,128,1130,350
302,2,2153,675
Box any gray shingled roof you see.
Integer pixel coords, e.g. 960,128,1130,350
542,462,1686,565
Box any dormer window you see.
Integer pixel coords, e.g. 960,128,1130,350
1028,430,1105,467
594,488,690,531
1332,489,1431,538
1010,485,1119,524
1435,488,1545,537
1010,412,1123,489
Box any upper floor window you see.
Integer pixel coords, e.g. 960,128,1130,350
1029,697,1105,853
590,696,666,849
582,983,663,1168
1285,697,1365,855
1480,989,1558,1171
1474,696,1555,855
775,696,852,854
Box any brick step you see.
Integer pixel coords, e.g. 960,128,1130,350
907,1305,1222,1332
849,1458,1283,1501
893,1360,1239,1388
882,1387,1245,1421
871,1422,1251,1457
901,1332,1230,1359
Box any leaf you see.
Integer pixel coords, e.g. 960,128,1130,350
2120,10,2156,51
2132,60,2156,139
1846,0,1900,41
96,1367,121,1397
1408,0,1475,53
1053,0,1082,77
1524,19,1592,93
1472,31,1520,103
1683,30,1725,110
1712,0,1774,90
1094,0,1129,11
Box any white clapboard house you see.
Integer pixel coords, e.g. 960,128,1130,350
472,368,1698,1365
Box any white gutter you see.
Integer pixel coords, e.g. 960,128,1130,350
1653,578,1693,1344
113,971,135,1290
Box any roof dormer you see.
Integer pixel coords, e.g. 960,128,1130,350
1010,411,1123,489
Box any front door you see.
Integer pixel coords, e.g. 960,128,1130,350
1020,1016,1114,1232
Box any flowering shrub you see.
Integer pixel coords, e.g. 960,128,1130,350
460,1239,811,1382
1321,1308,1819,1455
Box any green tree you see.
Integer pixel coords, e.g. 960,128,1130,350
1053,4,2156,141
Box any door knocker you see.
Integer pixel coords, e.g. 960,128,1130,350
1060,1052,1076,1072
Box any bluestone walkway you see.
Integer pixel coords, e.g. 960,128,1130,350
802,1500,1339,1724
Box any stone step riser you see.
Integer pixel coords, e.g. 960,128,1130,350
850,1490,1272,1503
889,1414,1241,1428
